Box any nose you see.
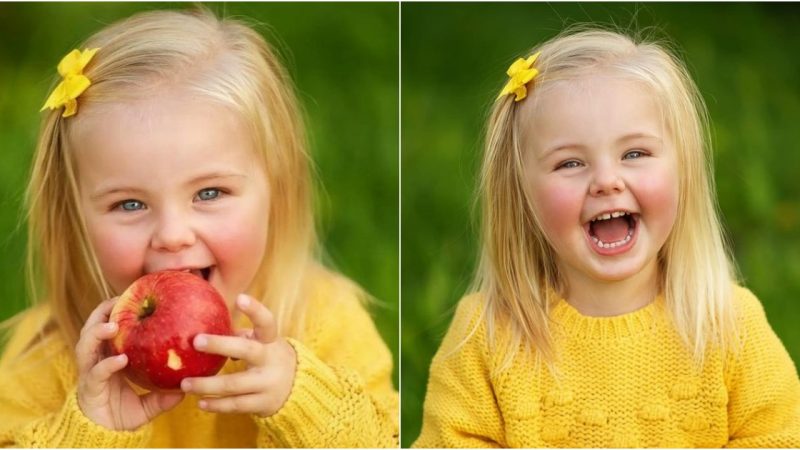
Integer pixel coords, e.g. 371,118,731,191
150,209,196,252
588,163,626,197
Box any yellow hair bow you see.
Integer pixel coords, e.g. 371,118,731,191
41,48,100,118
498,51,541,102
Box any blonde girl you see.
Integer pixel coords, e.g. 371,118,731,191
415,28,799,447
0,8,397,447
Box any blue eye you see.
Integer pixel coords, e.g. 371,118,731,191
624,150,646,160
557,160,581,170
118,200,145,211
196,188,221,201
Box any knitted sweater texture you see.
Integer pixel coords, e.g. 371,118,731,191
0,271,398,448
415,286,800,447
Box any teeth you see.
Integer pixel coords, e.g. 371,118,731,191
592,228,634,248
591,211,630,222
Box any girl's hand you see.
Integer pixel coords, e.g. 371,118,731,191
75,298,185,431
179,294,297,417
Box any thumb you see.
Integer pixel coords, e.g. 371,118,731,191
141,391,185,420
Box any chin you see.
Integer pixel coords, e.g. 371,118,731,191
588,253,654,282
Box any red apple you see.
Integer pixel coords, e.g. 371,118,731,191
108,270,232,391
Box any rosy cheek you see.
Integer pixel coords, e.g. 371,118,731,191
530,178,583,237
87,223,145,293
635,165,679,232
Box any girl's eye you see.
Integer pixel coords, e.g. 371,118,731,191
557,160,582,170
624,150,646,160
116,199,145,212
196,188,221,201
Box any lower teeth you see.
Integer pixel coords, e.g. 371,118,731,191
593,230,633,249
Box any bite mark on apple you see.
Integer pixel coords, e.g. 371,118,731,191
167,348,183,370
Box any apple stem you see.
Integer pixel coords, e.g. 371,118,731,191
139,296,157,320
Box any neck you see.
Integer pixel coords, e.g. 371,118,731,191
558,259,660,317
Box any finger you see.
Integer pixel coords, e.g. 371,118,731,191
193,334,265,365
236,328,255,340
75,321,119,374
181,370,265,396
82,354,128,398
79,298,119,337
140,390,185,421
198,392,267,415
236,294,277,343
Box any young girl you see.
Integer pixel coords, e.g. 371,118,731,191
0,8,397,448
415,28,800,447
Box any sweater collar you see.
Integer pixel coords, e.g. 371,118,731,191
550,293,665,340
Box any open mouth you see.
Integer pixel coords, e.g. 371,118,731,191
584,211,638,254
185,267,213,282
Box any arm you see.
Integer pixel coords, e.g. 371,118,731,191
253,281,398,448
413,295,505,448
0,309,151,448
725,287,800,447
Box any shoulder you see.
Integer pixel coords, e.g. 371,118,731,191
295,264,394,371
299,264,382,345
730,284,771,331
303,264,369,317
731,284,764,314
447,292,489,341
433,292,492,364
1,303,65,365
0,306,75,406
727,284,793,366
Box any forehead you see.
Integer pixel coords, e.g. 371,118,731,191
519,74,665,152
70,90,259,186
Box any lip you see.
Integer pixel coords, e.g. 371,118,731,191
583,213,639,256
147,266,214,282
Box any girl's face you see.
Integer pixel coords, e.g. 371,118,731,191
73,89,270,309
521,75,679,287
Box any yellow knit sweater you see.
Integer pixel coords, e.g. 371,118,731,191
415,286,800,447
0,271,398,448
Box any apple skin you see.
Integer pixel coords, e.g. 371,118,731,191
108,270,232,391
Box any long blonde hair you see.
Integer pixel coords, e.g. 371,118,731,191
25,7,316,347
476,26,738,369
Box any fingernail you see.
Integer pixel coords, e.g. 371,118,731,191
105,322,117,332
194,335,207,349
181,379,191,391
198,400,207,409
237,294,250,309
116,354,127,363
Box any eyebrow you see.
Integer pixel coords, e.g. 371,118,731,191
90,171,247,201
540,132,662,160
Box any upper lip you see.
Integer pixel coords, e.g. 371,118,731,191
147,266,209,274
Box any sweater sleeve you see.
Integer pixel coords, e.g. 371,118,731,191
253,281,398,448
0,311,151,448
413,295,505,448
725,287,800,447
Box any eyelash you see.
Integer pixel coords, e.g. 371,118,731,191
555,150,649,170
623,149,647,160
112,187,226,212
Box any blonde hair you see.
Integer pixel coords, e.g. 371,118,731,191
476,26,738,369
25,7,316,347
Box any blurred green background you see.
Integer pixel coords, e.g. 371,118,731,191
0,3,398,385
402,2,800,446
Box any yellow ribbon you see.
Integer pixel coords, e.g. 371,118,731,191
41,48,99,118
498,51,541,102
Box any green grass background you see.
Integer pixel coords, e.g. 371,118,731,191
0,3,398,385
401,3,800,446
